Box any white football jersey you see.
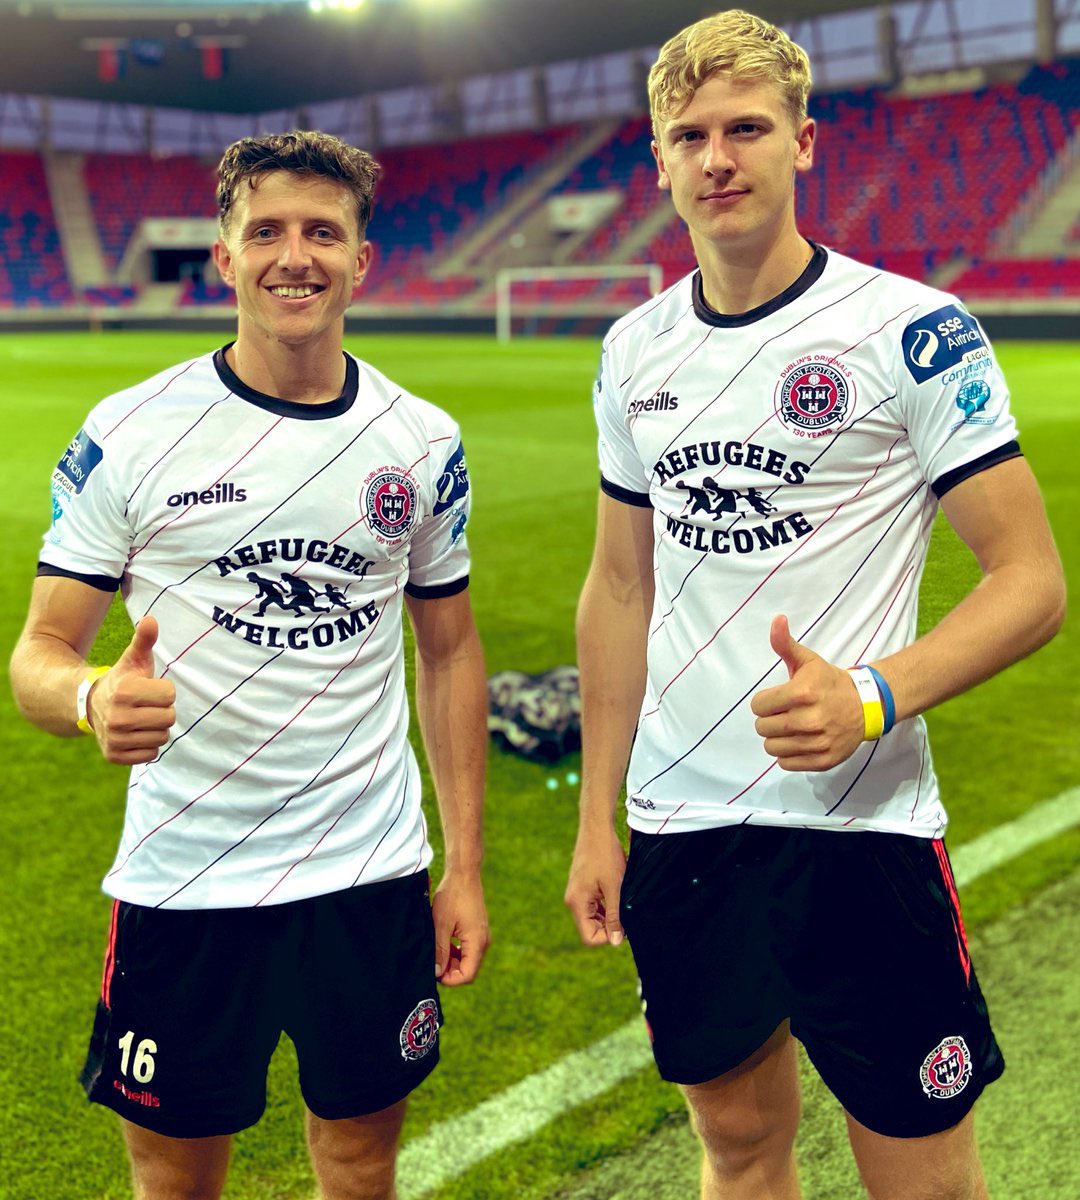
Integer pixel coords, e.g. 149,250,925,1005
595,244,1019,838
43,348,472,908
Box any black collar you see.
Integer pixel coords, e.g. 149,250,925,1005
213,345,358,420
692,241,827,328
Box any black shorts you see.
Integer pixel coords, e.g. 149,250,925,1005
619,824,1004,1139
81,873,441,1138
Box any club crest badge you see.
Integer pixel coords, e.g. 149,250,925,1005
919,1035,973,1100
399,998,440,1061
363,468,417,542
775,358,853,436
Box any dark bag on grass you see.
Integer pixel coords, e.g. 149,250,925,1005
487,665,581,764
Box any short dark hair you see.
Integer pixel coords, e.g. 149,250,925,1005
216,130,380,237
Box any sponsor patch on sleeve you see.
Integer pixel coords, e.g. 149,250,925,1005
51,429,104,515
432,441,469,515
901,304,989,385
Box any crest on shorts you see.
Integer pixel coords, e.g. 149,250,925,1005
399,998,440,1061
775,359,852,436
363,468,417,542
919,1035,973,1100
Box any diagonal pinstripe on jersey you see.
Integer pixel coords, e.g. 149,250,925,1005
129,416,284,560
638,470,926,791
653,274,883,462
147,439,433,687
101,359,200,440
642,298,918,647
649,379,900,643
351,773,413,887
854,562,919,662
643,427,906,721
157,659,398,907
824,740,881,816
124,395,234,509
607,282,686,348
909,722,931,823
255,738,392,906
616,302,697,394
142,393,403,614
105,572,404,879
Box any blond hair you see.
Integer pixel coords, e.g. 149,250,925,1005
648,9,811,138
217,130,380,237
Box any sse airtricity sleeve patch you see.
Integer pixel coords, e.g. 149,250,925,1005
431,440,469,516
901,304,987,385
41,415,131,585
896,299,1019,495
51,428,104,519
404,434,471,598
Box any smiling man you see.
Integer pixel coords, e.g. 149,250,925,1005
565,11,1064,1200
11,131,489,1200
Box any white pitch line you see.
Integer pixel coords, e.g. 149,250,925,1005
397,1022,653,1196
950,787,1080,886
389,787,1080,1198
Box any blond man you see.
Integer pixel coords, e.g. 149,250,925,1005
566,11,1063,1200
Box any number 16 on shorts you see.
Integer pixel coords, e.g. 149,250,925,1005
111,1029,162,1109
118,1030,157,1083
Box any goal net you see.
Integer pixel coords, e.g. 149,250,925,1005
495,264,664,342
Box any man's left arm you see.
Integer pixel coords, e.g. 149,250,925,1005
753,456,1066,771
406,588,490,984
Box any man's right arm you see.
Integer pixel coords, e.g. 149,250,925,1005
10,575,175,764
565,492,654,947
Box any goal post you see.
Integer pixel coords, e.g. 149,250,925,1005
495,264,664,343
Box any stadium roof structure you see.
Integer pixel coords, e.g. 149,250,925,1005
1,0,881,113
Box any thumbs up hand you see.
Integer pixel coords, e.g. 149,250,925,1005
85,617,177,765
749,615,864,772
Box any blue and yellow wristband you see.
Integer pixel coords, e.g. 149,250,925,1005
847,665,896,741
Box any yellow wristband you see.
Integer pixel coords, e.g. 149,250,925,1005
847,666,885,741
76,666,111,734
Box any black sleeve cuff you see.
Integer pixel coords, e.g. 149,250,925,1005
404,574,469,600
36,562,122,593
600,475,652,508
931,440,1022,499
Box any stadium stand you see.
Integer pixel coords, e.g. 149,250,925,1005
948,257,1080,297
83,154,217,271
556,116,658,264
449,61,1080,297
801,81,1075,268
0,152,73,307
83,285,138,306
2,61,1078,314
358,126,581,304
178,278,235,307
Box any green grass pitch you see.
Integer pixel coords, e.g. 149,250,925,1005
0,332,1077,1199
